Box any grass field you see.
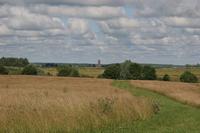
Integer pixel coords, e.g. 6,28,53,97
1,75,200,132
0,76,153,132
156,67,200,81
113,81,200,132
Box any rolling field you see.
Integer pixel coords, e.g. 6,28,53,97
0,76,153,132
156,67,200,81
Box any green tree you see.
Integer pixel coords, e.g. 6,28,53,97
180,71,198,83
102,64,121,79
129,63,142,79
0,65,9,75
141,65,157,80
120,60,132,79
0,57,29,67
163,74,170,81
22,65,37,75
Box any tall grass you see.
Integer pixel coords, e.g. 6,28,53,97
0,76,154,132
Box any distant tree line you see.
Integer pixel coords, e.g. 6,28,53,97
0,57,199,83
100,60,157,80
0,57,29,67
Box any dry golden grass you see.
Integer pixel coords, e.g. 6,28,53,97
0,76,153,132
131,80,200,107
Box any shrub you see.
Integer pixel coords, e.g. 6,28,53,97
180,71,198,83
0,65,9,75
141,66,157,80
22,65,37,75
57,66,80,77
102,64,121,79
163,74,170,81
97,97,115,114
97,74,104,79
71,69,80,77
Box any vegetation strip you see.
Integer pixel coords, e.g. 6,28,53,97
112,80,200,133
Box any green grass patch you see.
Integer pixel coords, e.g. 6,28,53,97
112,80,200,133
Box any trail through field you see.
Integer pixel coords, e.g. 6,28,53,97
113,81,200,133
131,80,200,107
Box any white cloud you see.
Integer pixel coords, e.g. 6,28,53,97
31,5,125,19
163,17,200,28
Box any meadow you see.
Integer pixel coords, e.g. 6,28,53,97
2,67,200,132
0,76,153,132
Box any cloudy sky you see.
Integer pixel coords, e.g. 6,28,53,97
0,0,200,65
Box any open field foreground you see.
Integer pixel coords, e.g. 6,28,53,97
0,76,153,132
131,80,200,107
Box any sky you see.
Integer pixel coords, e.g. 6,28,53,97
0,0,200,65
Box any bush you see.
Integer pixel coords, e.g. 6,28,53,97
102,64,121,79
0,65,9,75
22,65,37,75
71,69,80,77
141,66,157,80
180,71,198,83
57,66,80,77
163,74,170,81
